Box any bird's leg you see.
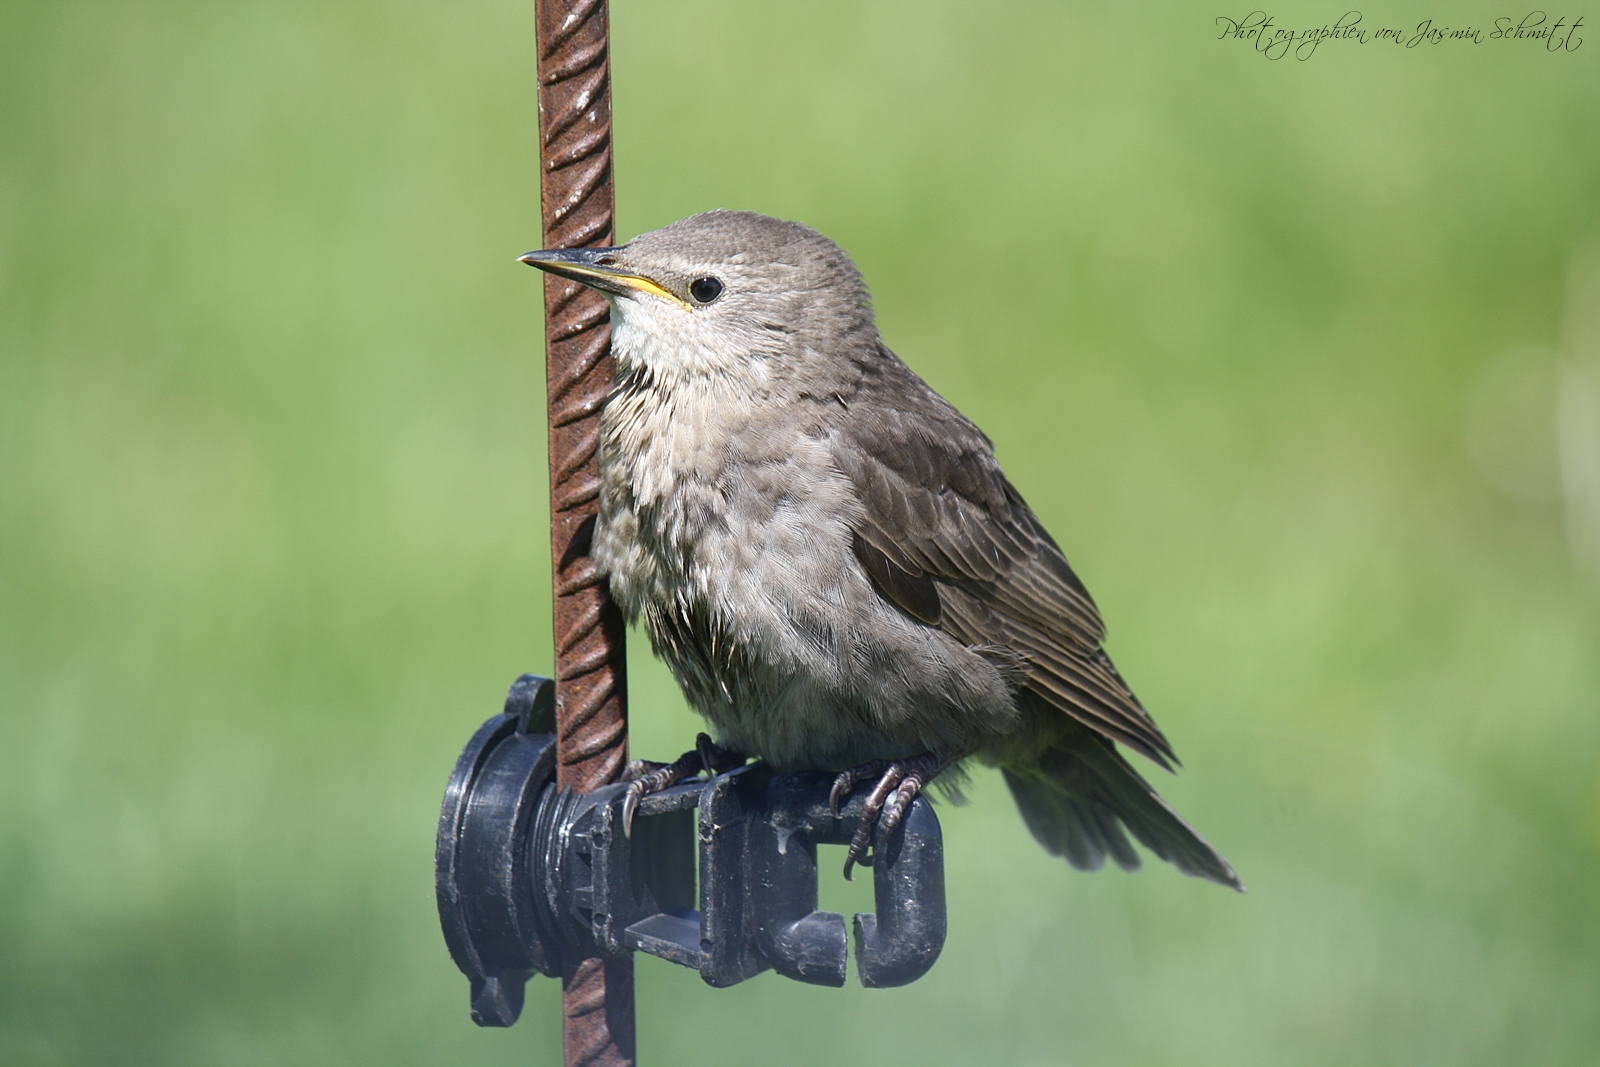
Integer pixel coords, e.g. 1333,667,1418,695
695,732,747,775
833,753,945,880
876,753,945,840
828,760,891,818
621,733,745,837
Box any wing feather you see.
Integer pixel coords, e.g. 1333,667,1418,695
834,344,1177,767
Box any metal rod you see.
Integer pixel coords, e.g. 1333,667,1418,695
535,0,634,1063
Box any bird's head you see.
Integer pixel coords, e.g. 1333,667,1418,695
520,211,876,389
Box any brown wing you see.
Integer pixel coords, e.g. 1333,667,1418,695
830,345,1177,768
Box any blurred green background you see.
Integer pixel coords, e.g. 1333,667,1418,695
3,2,1598,1064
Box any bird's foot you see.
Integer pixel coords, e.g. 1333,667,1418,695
830,753,945,880
621,733,745,838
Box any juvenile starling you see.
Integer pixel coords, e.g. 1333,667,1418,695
521,211,1241,889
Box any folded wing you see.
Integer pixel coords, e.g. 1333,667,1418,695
830,344,1176,768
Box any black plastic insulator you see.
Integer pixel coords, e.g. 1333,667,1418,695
435,675,948,1025
434,675,559,1025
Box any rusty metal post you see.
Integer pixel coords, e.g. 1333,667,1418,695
535,0,634,1063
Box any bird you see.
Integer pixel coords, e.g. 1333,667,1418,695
520,210,1241,890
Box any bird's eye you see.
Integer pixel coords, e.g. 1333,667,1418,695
689,277,724,304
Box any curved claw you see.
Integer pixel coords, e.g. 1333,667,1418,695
621,753,694,838
619,736,747,840
836,753,946,880
622,781,646,839
843,765,906,880
829,774,851,819
829,759,889,819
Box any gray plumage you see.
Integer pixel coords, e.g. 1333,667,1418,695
529,210,1240,890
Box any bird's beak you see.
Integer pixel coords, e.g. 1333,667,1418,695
518,246,683,306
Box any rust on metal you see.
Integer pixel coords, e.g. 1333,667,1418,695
536,0,634,1063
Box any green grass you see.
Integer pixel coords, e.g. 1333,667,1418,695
2,2,1598,1064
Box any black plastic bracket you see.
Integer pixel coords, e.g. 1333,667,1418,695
435,674,948,1026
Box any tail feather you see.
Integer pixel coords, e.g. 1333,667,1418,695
1005,735,1243,891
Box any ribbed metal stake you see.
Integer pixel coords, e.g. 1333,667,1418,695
535,0,634,1063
